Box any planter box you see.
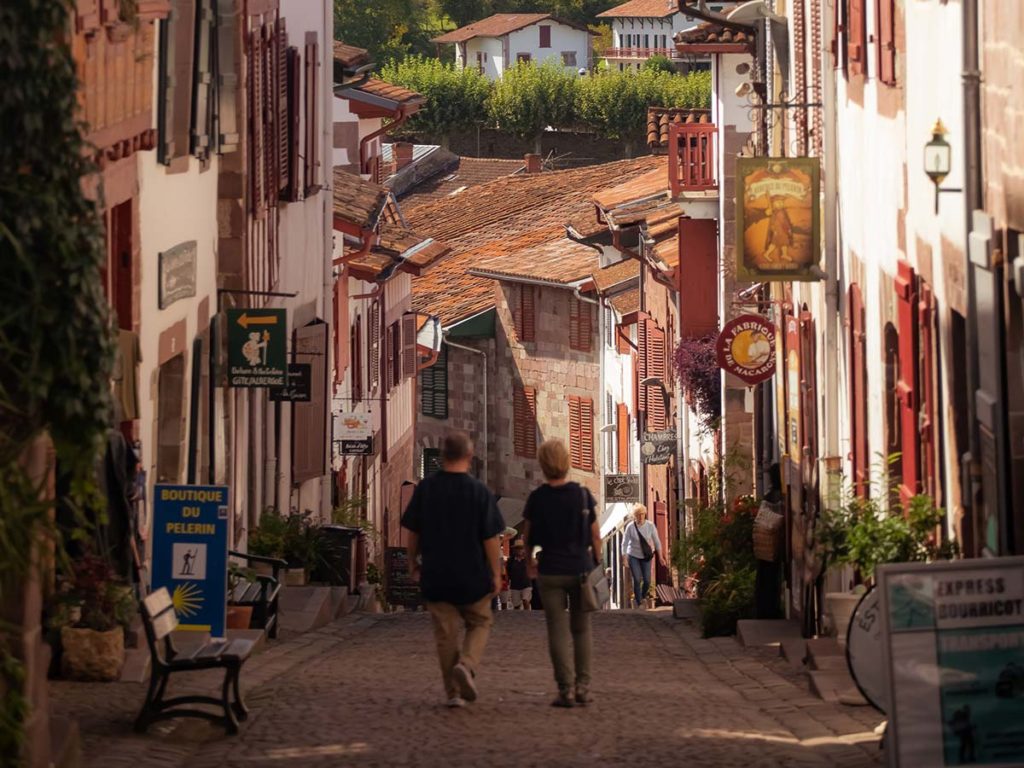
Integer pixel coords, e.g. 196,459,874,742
60,626,124,681
824,592,862,646
226,605,253,630
283,568,308,587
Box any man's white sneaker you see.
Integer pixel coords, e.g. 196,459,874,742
452,662,478,702
446,696,466,708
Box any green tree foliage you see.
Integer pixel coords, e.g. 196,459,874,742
334,0,433,62
378,57,491,144
642,54,676,73
487,61,576,149
589,22,612,57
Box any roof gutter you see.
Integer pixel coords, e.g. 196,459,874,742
332,228,376,266
359,106,412,176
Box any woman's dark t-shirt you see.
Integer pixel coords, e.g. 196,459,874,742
524,482,597,576
400,471,505,605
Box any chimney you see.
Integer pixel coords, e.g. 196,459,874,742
393,141,414,172
524,153,542,173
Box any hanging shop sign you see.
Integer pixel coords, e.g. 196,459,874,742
334,412,374,455
736,157,821,281
268,363,312,402
640,431,675,465
877,557,1024,767
846,587,888,713
226,308,287,387
151,484,229,638
158,241,197,309
605,474,641,502
715,314,777,385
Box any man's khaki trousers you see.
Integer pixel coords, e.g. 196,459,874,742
426,595,493,698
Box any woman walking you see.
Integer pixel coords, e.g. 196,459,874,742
621,504,667,608
523,439,602,708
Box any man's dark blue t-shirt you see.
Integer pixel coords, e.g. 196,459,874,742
400,471,505,605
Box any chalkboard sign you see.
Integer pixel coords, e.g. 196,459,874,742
384,547,421,608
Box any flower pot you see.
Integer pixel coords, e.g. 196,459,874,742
283,568,307,587
824,592,862,645
226,605,253,630
60,626,124,681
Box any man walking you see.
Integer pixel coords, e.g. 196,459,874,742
402,431,504,708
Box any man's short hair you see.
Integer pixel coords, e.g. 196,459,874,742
441,431,474,462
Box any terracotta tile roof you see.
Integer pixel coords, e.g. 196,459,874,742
652,230,679,270
597,0,677,19
675,21,755,47
470,238,599,285
646,106,712,148
332,168,389,230
593,164,669,210
610,287,640,314
432,13,590,43
592,258,640,292
400,157,526,212
375,224,451,271
406,156,662,326
332,41,369,69
351,78,425,108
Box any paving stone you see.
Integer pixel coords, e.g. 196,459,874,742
737,619,803,648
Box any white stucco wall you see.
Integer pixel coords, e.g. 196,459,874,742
506,21,590,72
465,36,505,80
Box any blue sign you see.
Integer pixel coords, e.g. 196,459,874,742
152,485,230,638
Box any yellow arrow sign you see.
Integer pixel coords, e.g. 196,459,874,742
235,312,279,329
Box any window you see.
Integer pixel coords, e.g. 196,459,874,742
561,51,576,67
156,355,186,482
569,296,593,352
513,284,536,343
513,385,537,458
282,42,301,201
638,318,667,430
539,25,551,48
420,345,448,419
385,321,401,390
568,396,594,472
368,301,380,392
517,52,532,63
877,0,896,85
421,448,442,478
303,32,320,192
157,0,197,164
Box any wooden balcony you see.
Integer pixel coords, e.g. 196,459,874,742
602,47,681,60
667,122,717,196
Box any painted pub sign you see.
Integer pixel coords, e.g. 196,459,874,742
716,314,776,385
736,157,821,281
226,308,287,387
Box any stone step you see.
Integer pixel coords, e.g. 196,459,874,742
330,586,353,619
672,598,700,620
810,654,850,672
279,586,333,633
805,636,844,665
50,715,81,768
807,669,869,707
736,619,803,648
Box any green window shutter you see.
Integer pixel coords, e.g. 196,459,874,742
420,346,448,419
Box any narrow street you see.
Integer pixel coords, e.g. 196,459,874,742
54,611,883,768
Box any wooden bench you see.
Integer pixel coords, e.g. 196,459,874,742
227,550,286,639
135,588,254,735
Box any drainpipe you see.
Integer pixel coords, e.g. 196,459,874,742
443,335,488,487
962,0,983,546
359,108,411,177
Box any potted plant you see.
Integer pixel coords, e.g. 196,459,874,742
249,507,318,584
58,554,134,681
226,562,256,629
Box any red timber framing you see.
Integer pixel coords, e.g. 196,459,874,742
895,260,921,502
848,284,869,495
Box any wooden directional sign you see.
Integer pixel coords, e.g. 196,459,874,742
226,308,287,387
269,363,311,402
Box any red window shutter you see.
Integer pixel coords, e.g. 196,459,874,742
895,260,920,501
368,301,380,392
848,0,866,75
539,25,551,48
384,323,394,392
514,385,537,458
919,283,937,498
569,297,579,350
848,284,869,495
580,398,594,472
574,299,592,352
637,316,649,418
677,218,718,338
877,0,896,85
647,324,667,430
616,403,629,473
522,285,535,342
568,396,582,469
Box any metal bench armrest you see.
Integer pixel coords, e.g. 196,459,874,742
228,550,288,579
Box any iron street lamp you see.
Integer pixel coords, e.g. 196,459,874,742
924,118,961,214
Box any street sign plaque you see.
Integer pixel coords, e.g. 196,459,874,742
640,431,675,465
226,308,287,387
605,474,640,502
268,363,312,402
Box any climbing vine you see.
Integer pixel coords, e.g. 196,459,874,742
0,0,115,760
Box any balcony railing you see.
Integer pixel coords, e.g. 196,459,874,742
602,47,681,60
668,122,717,196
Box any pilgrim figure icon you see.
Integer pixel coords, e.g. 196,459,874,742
181,548,196,575
241,330,269,367
172,543,208,580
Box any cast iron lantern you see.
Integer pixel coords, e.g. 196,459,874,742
924,118,959,213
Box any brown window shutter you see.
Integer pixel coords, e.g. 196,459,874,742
191,0,215,159
580,398,594,472
580,300,592,352
304,35,320,193
284,47,301,201
918,283,936,497
848,284,868,495
249,29,266,215
798,312,819,466
401,313,417,378
616,403,629,473
848,0,866,75
677,218,718,338
352,314,363,403
276,20,290,197
568,396,582,469
616,324,631,355
333,276,348,388
514,385,537,458
214,0,239,152
647,324,667,430
385,323,395,392
368,301,380,392
421,345,448,419
391,321,402,388
293,322,328,484
895,260,920,500
877,0,896,85
569,296,580,350
512,285,523,340
171,0,195,158
637,315,649,417
539,25,551,48
521,285,536,342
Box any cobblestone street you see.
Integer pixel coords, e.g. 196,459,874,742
53,610,885,768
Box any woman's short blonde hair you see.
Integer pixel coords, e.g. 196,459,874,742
633,503,648,517
537,438,570,480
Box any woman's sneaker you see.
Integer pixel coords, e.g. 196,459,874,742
575,686,591,706
446,696,466,708
551,688,574,708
